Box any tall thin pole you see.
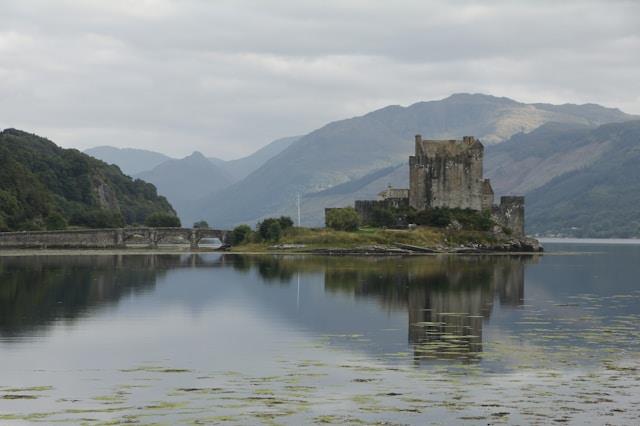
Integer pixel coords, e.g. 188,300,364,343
296,272,300,311
297,193,301,227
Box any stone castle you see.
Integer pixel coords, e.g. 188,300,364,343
409,135,493,211
345,134,525,236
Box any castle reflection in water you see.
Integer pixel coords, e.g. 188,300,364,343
319,255,533,361
0,253,537,361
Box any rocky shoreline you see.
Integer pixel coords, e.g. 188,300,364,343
270,236,543,255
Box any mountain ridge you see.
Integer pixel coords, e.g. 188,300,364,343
83,146,172,176
190,93,637,227
209,136,300,182
525,120,640,237
135,151,233,222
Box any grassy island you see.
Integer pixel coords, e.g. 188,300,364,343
233,227,491,252
229,210,542,254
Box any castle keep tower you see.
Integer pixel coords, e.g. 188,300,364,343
409,135,494,211
330,134,526,237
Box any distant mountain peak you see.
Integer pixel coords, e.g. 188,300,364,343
443,93,521,104
185,151,207,161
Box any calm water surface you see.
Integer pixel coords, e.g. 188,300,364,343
0,243,639,424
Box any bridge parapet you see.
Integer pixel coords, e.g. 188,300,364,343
0,227,230,250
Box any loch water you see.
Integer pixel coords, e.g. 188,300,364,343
0,242,639,424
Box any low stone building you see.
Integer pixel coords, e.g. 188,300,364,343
378,187,409,202
326,134,526,236
354,186,410,226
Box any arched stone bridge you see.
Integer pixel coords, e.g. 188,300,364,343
0,227,230,250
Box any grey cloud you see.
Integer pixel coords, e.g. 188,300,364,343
0,0,638,158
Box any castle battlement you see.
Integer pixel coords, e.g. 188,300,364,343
414,135,482,158
327,134,526,237
410,134,491,212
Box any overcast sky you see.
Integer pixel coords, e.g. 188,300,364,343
1,0,638,159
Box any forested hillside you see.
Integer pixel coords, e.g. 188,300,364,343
526,121,640,237
0,129,176,231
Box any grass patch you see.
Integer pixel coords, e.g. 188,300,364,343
230,225,502,252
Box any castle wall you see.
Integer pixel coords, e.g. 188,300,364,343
492,196,525,237
0,228,230,249
354,200,385,225
409,155,427,210
353,198,409,226
409,135,488,211
481,179,495,211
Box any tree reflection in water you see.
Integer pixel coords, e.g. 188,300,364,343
0,254,185,338
0,253,538,363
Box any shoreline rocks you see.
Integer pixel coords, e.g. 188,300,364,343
304,237,543,255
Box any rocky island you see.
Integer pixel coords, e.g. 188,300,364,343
230,134,542,254
232,226,542,255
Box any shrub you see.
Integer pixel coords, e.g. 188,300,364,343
266,221,282,241
325,207,360,232
17,219,45,231
193,220,209,228
411,208,451,227
0,191,19,218
454,209,493,231
45,212,67,230
410,207,494,231
144,212,181,228
278,216,294,230
258,218,283,241
370,207,396,228
231,224,252,245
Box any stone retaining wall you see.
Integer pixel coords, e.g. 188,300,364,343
0,228,229,249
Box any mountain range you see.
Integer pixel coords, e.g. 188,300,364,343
189,93,636,229
85,136,298,224
208,136,299,182
82,93,640,237
83,146,172,176
135,151,234,220
516,121,640,237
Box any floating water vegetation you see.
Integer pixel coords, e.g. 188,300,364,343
1,394,38,400
2,258,640,424
0,385,53,392
120,366,192,374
